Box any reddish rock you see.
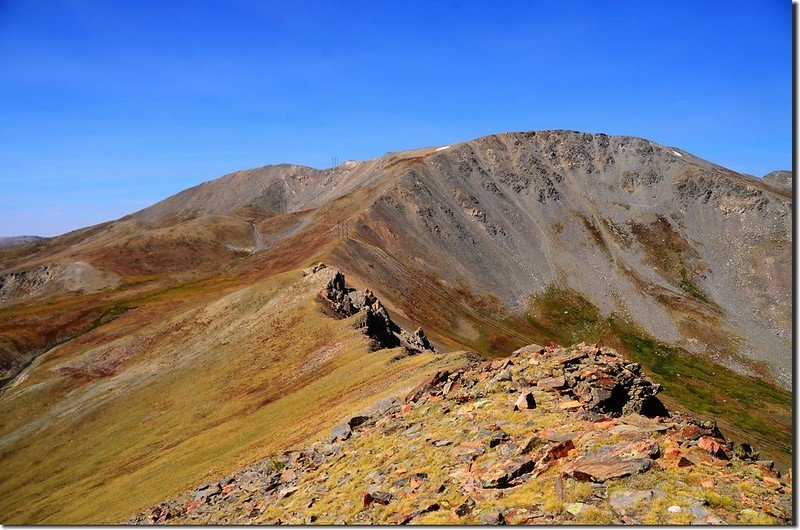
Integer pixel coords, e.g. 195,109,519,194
363,490,393,507
663,444,682,460
184,498,203,514
479,458,537,488
514,391,537,410
565,457,653,482
491,358,513,370
563,440,658,482
681,446,716,466
537,375,567,391
547,439,576,460
697,436,732,460
405,371,449,403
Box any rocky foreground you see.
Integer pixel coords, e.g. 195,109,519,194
129,343,791,525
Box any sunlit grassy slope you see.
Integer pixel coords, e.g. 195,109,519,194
0,268,470,524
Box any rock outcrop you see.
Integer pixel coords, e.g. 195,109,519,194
311,264,436,354
516,343,668,418
129,342,791,525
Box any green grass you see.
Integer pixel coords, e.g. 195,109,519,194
397,271,791,469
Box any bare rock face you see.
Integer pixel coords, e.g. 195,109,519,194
312,265,436,354
563,440,658,482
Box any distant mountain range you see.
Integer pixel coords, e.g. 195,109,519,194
0,235,44,249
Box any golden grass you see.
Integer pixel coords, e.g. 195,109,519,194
0,269,469,523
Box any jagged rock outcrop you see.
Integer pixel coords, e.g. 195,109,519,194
517,343,668,418
311,264,436,354
129,342,791,525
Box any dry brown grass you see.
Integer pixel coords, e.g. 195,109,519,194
0,268,470,523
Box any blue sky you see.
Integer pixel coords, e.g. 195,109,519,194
0,0,791,237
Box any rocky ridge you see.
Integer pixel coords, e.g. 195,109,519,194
128,343,790,525
310,263,436,355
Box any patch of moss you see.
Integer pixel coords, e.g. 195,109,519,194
703,492,739,510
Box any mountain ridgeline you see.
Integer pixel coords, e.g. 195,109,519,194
15,131,787,383
0,130,792,524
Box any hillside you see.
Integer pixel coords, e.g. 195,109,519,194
1,132,790,386
0,266,469,523
0,130,792,523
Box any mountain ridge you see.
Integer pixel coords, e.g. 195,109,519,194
0,129,792,524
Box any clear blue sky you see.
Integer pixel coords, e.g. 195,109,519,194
0,0,791,237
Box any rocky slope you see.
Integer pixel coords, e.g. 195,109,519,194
129,343,791,525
